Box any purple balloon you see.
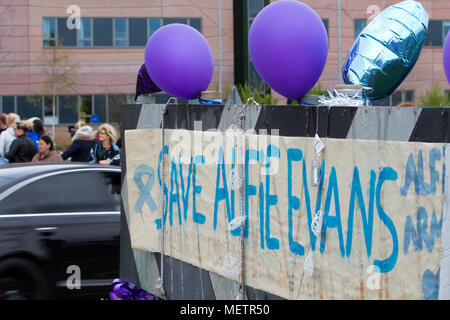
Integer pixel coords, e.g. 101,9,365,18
145,24,213,100
444,33,450,85
248,0,328,100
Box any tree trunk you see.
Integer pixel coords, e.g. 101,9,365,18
52,93,55,142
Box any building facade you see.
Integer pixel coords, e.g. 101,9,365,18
0,0,449,126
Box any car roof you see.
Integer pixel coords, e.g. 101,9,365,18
0,162,121,193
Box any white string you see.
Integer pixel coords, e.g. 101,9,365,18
244,97,260,107
157,96,175,298
238,105,246,300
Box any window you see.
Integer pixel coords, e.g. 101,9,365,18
403,90,415,103
0,171,118,214
444,21,450,44
2,96,15,113
44,17,201,48
445,90,450,105
59,95,78,124
16,96,42,119
248,0,265,20
80,95,92,123
78,18,92,47
354,19,367,39
43,96,57,125
43,17,56,47
57,17,77,46
391,91,402,106
247,0,267,93
94,95,107,123
129,18,148,46
154,93,171,104
108,94,127,123
114,18,128,47
163,18,188,26
149,18,162,36
189,18,202,33
372,90,415,106
102,172,121,211
322,18,329,38
425,20,444,47
148,18,202,36
93,18,113,46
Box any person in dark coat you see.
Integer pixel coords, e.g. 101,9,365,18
6,121,37,163
61,125,96,162
26,118,45,152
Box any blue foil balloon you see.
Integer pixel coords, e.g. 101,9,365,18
343,0,428,101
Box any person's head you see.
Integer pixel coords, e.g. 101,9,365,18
14,121,29,137
0,113,7,128
97,123,118,145
74,121,85,131
32,119,45,135
73,125,95,141
38,135,54,154
7,113,20,128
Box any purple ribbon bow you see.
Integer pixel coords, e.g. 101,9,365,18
134,63,161,102
109,279,156,300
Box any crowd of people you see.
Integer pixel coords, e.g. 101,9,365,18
0,113,121,166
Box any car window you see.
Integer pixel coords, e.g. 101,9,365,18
101,172,121,211
0,170,119,215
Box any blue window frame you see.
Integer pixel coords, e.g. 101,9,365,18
43,17,56,47
17,96,42,119
354,19,367,39
57,17,77,46
189,18,202,32
59,95,78,124
163,18,188,26
2,96,15,114
44,17,201,48
114,18,128,47
129,18,148,46
149,18,162,37
93,18,113,47
94,95,107,123
78,18,92,47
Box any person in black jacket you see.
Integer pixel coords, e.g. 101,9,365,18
6,121,36,163
61,125,97,162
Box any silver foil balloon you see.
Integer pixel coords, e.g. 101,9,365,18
342,0,428,101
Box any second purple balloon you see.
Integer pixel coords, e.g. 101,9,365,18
248,0,328,100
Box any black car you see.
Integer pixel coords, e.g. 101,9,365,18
0,163,121,300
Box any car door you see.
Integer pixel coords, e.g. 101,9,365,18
0,168,120,298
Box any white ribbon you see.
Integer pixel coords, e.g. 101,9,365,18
314,134,324,157
304,250,314,277
228,215,247,231
222,253,240,277
311,210,323,237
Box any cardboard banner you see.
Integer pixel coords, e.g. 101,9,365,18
125,128,444,300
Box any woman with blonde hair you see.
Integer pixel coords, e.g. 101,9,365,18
0,113,21,160
88,123,120,166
